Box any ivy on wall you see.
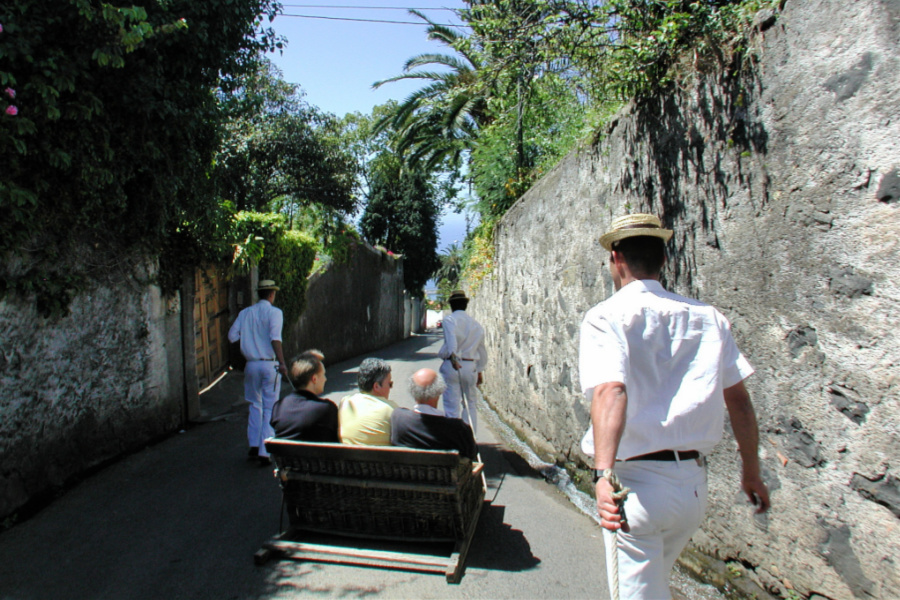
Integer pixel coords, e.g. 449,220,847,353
0,0,279,316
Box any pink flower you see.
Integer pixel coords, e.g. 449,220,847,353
4,88,13,99
5,105,17,116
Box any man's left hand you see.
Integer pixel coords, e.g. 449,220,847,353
595,478,629,533
477,372,483,386
742,475,771,514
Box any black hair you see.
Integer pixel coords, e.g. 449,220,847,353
449,298,469,312
612,236,666,277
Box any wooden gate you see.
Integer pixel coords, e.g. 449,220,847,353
193,264,230,390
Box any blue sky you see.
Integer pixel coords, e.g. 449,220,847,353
267,2,473,253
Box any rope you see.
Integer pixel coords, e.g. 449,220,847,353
604,468,630,600
457,361,487,492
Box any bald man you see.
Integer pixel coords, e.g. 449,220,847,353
390,369,478,460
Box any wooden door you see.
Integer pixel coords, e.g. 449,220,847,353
193,264,230,389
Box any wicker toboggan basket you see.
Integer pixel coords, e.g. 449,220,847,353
256,439,486,582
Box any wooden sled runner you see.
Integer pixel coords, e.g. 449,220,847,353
255,439,486,583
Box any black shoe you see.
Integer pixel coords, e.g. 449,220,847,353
248,447,259,459
258,456,272,466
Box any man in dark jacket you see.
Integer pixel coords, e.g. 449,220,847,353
271,350,338,442
390,368,477,460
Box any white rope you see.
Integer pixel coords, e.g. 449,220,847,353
604,468,630,600
607,527,620,600
456,359,487,491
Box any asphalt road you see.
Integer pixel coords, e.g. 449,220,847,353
0,332,711,599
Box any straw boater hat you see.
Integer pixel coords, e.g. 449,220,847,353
599,213,673,251
448,290,469,302
257,279,280,291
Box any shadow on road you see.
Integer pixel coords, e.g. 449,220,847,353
479,442,544,482
465,502,541,572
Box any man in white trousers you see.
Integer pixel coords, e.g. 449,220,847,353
438,290,487,432
228,279,287,465
579,214,770,599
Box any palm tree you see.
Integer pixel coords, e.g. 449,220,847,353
372,10,493,171
433,242,465,299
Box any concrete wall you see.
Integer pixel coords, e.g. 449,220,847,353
0,257,185,521
284,242,415,365
470,1,899,597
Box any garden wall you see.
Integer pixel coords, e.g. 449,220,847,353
470,1,899,597
0,256,185,521
284,242,419,365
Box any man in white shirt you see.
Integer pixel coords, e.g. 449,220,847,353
228,279,287,464
579,214,770,600
438,290,487,432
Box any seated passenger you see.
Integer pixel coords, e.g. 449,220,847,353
338,357,397,445
391,368,477,460
270,350,338,442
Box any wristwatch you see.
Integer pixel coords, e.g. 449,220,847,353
591,469,608,483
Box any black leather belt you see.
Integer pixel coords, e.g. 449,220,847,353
625,450,700,461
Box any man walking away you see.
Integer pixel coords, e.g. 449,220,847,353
391,368,478,460
438,290,487,432
228,279,287,465
579,214,770,600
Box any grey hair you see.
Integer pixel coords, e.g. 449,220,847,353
358,357,391,392
408,372,447,402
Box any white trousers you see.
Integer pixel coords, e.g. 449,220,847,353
603,458,708,600
244,360,281,457
439,359,479,433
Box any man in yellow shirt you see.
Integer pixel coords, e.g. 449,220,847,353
338,358,397,445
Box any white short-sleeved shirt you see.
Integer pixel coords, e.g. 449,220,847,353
227,299,283,361
579,280,754,458
438,310,488,372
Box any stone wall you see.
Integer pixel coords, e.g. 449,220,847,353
0,240,422,523
0,258,185,521
470,1,899,597
284,242,414,365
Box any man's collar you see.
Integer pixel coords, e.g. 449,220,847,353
414,404,443,416
354,391,396,407
619,279,665,294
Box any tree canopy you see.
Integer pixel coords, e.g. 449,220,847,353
0,0,280,313
215,59,357,218
332,104,453,297
372,0,775,295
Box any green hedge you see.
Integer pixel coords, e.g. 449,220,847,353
233,212,317,324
